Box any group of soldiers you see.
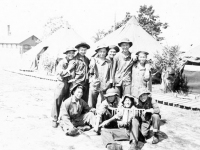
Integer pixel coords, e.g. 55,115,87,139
51,38,161,150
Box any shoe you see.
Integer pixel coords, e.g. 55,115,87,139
107,143,123,150
152,132,159,144
129,142,137,150
77,125,91,131
52,120,58,128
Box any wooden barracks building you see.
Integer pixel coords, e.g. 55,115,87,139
0,25,41,53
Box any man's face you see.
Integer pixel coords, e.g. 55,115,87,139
74,87,83,99
108,49,117,59
124,97,132,108
98,48,107,58
107,95,116,103
138,53,147,64
78,47,88,56
139,93,148,102
66,51,75,60
120,43,130,53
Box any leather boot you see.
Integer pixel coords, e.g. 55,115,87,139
152,132,159,144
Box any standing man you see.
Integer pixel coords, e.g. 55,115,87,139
111,38,133,97
51,47,76,128
88,44,112,108
65,42,90,102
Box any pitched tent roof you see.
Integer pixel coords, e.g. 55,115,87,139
183,45,200,63
87,16,163,59
20,26,84,71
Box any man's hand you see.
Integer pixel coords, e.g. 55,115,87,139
142,109,153,116
62,69,70,76
117,121,127,128
99,120,110,128
68,79,76,83
90,108,96,114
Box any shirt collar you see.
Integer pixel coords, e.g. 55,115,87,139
96,58,110,66
120,52,131,60
76,53,85,61
71,95,79,103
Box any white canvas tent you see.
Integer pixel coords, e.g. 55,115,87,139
87,17,163,59
20,26,84,72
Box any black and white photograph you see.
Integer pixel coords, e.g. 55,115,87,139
0,0,200,150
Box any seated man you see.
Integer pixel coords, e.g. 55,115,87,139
131,89,161,149
99,94,138,150
94,88,120,133
59,83,96,136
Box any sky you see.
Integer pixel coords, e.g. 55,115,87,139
0,0,200,51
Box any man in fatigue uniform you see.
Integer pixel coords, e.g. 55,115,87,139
111,38,133,97
51,47,77,128
65,42,90,102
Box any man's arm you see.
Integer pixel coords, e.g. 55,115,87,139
60,100,74,128
111,56,118,86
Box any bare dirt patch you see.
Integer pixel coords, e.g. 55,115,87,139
0,70,200,150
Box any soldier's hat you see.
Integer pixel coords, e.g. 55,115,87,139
108,45,120,53
70,83,85,95
63,47,77,54
75,42,90,49
95,44,109,53
118,38,133,47
104,88,120,97
135,51,149,56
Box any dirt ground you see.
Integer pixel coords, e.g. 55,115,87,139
0,50,200,150
0,69,200,150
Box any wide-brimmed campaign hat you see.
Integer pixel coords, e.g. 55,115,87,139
118,38,133,47
135,51,149,56
95,44,109,53
121,94,135,104
137,88,151,99
104,88,120,98
70,83,85,95
75,42,90,49
63,47,77,54
108,45,120,53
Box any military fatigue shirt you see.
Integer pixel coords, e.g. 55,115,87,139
60,95,91,126
89,57,112,90
67,53,90,84
112,52,133,86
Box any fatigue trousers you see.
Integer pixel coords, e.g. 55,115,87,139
101,114,160,147
116,81,131,98
51,81,70,121
88,88,105,108
132,113,161,142
60,112,96,131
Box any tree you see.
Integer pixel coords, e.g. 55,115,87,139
42,16,66,39
93,30,107,43
115,12,132,30
92,12,131,43
136,5,168,41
